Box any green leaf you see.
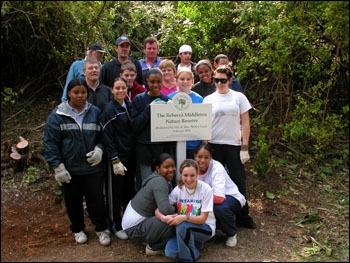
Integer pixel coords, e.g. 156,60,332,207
266,191,275,200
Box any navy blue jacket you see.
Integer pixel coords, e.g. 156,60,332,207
100,99,135,162
131,91,170,144
44,102,104,175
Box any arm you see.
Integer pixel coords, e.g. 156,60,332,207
155,207,208,225
240,111,250,146
214,196,225,204
99,104,120,159
130,96,151,133
153,180,176,215
43,112,63,170
61,63,77,102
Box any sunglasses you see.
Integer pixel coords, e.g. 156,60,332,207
213,78,228,84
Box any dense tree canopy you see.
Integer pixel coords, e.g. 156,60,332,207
1,1,349,176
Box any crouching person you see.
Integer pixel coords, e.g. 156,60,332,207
156,159,216,262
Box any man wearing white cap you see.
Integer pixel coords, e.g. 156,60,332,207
100,36,144,88
61,43,106,102
175,44,199,83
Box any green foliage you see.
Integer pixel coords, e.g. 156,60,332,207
2,87,18,105
281,82,348,164
1,1,348,187
24,166,41,185
251,126,276,179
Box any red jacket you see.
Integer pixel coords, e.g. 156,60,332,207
127,81,146,102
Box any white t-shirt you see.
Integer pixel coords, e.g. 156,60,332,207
198,159,246,208
203,90,252,145
169,180,216,237
121,201,147,230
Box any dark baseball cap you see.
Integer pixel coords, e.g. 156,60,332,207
115,36,131,46
87,43,105,53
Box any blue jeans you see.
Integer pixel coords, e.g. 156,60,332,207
165,222,212,262
214,195,242,236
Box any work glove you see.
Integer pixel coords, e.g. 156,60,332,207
54,163,72,186
240,145,250,164
112,158,127,176
86,146,103,166
150,98,167,105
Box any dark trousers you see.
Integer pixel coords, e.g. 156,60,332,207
108,157,136,232
125,216,175,250
208,143,253,223
62,172,108,233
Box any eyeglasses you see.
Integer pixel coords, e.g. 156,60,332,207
213,78,228,84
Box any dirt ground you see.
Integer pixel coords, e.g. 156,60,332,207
1,92,349,262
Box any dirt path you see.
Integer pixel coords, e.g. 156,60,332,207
1,170,307,262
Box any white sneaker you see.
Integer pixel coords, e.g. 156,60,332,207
116,230,128,240
145,244,163,256
96,229,111,246
226,234,237,247
74,231,87,244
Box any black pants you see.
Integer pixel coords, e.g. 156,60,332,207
208,143,253,223
62,172,108,233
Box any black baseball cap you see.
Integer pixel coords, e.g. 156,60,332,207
87,43,105,53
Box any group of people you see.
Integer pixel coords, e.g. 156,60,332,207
43,35,255,261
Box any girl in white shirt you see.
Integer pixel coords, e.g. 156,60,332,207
156,159,215,262
195,143,246,247
202,64,256,230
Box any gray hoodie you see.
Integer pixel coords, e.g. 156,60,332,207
131,171,176,217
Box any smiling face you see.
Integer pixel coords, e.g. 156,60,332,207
176,70,194,93
161,66,176,82
147,73,162,96
194,147,211,175
83,62,100,83
156,157,176,182
111,79,127,104
213,72,230,94
196,64,213,84
181,166,198,190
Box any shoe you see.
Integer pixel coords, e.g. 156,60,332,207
116,229,128,240
145,244,163,256
96,229,111,246
226,234,237,247
237,220,257,229
74,231,87,244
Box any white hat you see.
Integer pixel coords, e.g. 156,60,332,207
179,44,192,54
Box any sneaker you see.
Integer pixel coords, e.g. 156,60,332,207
226,234,237,247
145,244,163,256
116,229,128,240
96,229,111,246
74,231,87,244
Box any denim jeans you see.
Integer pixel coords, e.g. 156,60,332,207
214,195,242,236
165,222,212,262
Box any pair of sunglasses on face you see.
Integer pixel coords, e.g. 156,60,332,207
213,78,229,84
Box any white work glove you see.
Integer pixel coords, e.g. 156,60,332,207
240,145,250,164
112,159,127,176
150,98,167,105
54,163,72,186
86,146,103,166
